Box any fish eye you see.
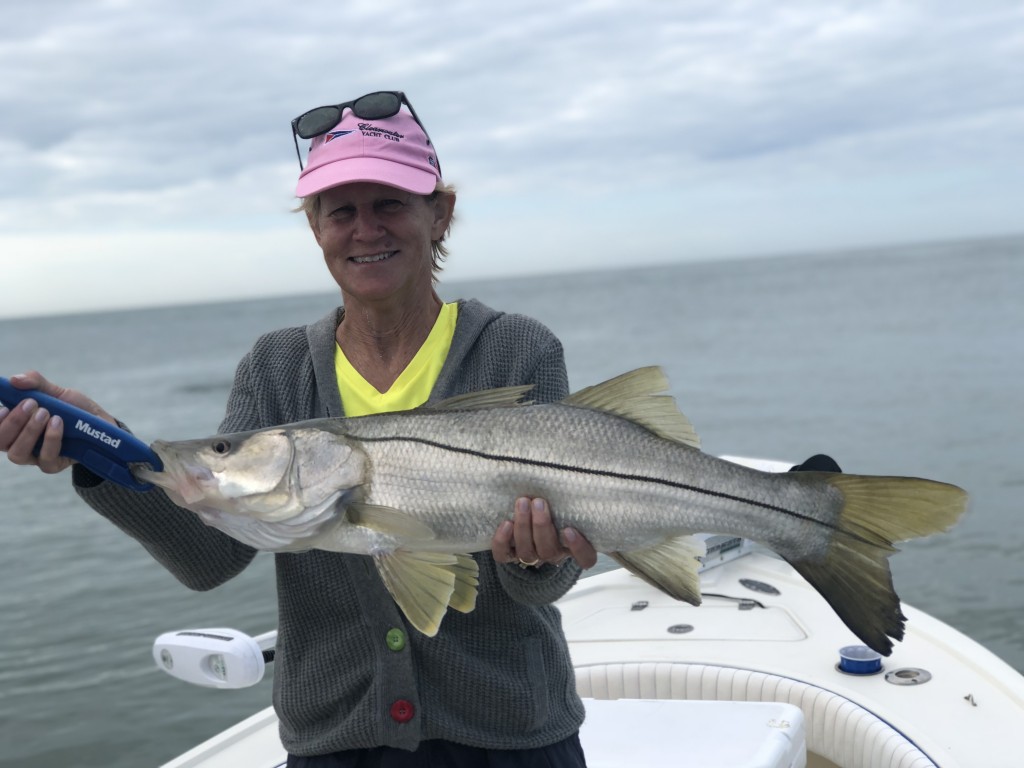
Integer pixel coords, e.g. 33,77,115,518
212,440,232,455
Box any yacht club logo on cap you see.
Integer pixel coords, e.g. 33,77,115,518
325,130,355,143
357,122,404,142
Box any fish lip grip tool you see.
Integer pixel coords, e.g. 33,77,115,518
0,377,162,492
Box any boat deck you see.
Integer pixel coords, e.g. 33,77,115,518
162,552,1024,767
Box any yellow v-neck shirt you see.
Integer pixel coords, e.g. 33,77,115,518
335,302,458,417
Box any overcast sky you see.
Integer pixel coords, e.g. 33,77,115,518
1,0,1022,319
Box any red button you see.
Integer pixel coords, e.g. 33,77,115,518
390,699,415,723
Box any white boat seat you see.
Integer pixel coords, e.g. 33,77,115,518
575,662,937,768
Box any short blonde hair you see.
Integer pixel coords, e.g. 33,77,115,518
298,181,457,276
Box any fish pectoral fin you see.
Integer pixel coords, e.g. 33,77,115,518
372,551,480,636
563,367,701,449
432,385,535,410
609,535,707,605
348,503,438,543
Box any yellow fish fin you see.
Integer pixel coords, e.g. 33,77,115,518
432,385,535,410
783,473,967,655
373,551,480,636
564,367,700,448
609,534,707,605
348,503,437,543
447,553,480,614
373,551,454,636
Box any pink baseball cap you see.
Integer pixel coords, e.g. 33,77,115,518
295,108,441,197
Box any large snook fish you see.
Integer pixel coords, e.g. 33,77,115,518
134,367,966,654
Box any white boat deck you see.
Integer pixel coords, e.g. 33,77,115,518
162,552,1024,768
565,554,1024,768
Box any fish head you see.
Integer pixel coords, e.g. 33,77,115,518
135,429,297,515
133,425,367,551
138,424,367,512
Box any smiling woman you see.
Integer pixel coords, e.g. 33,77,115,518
299,183,458,275
309,184,453,324
292,96,459,396
0,90,599,768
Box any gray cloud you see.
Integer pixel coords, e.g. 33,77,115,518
1,0,1021,236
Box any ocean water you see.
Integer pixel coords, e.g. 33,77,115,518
1,235,1021,766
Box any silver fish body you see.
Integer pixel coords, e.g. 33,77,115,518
325,405,834,558
136,367,966,653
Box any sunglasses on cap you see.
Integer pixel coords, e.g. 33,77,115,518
291,90,440,173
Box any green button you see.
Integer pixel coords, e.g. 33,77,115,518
386,628,406,651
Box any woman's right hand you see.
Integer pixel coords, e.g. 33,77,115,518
0,371,116,474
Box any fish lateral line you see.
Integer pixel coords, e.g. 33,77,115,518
350,433,862,542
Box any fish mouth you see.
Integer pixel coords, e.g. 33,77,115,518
131,440,171,485
133,441,217,505
351,250,397,264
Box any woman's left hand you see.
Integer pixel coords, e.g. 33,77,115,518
491,497,598,570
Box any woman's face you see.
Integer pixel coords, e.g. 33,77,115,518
310,182,453,305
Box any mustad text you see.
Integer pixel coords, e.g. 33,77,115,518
76,419,121,449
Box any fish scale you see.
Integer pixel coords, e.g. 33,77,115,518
342,405,838,556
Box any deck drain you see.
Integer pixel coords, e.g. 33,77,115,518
885,668,932,685
740,578,780,595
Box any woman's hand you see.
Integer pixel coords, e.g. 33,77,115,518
491,497,598,570
0,371,116,474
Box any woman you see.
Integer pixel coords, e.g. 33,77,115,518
0,92,596,766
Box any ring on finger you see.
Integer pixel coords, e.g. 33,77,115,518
517,557,541,569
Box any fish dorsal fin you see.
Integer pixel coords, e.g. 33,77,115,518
565,367,701,448
432,384,535,411
348,503,438,543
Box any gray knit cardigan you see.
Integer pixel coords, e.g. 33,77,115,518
74,298,587,755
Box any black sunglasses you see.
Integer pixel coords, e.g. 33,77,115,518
291,90,440,174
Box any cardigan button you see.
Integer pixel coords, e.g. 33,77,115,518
390,699,415,723
385,628,406,651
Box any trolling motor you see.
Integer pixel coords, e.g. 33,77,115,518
153,628,279,689
0,377,162,491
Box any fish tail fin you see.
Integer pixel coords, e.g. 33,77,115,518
786,473,967,655
609,534,707,605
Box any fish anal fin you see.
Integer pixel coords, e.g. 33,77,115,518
372,550,480,636
348,503,438,543
609,534,707,605
783,473,968,656
564,367,700,449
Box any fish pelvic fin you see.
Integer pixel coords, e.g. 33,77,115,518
446,554,480,614
372,551,480,637
609,534,707,605
785,473,968,656
564,367,701,449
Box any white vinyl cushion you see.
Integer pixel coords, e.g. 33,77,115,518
575,662,936,768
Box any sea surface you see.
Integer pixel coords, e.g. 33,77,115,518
1,235,1021,767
